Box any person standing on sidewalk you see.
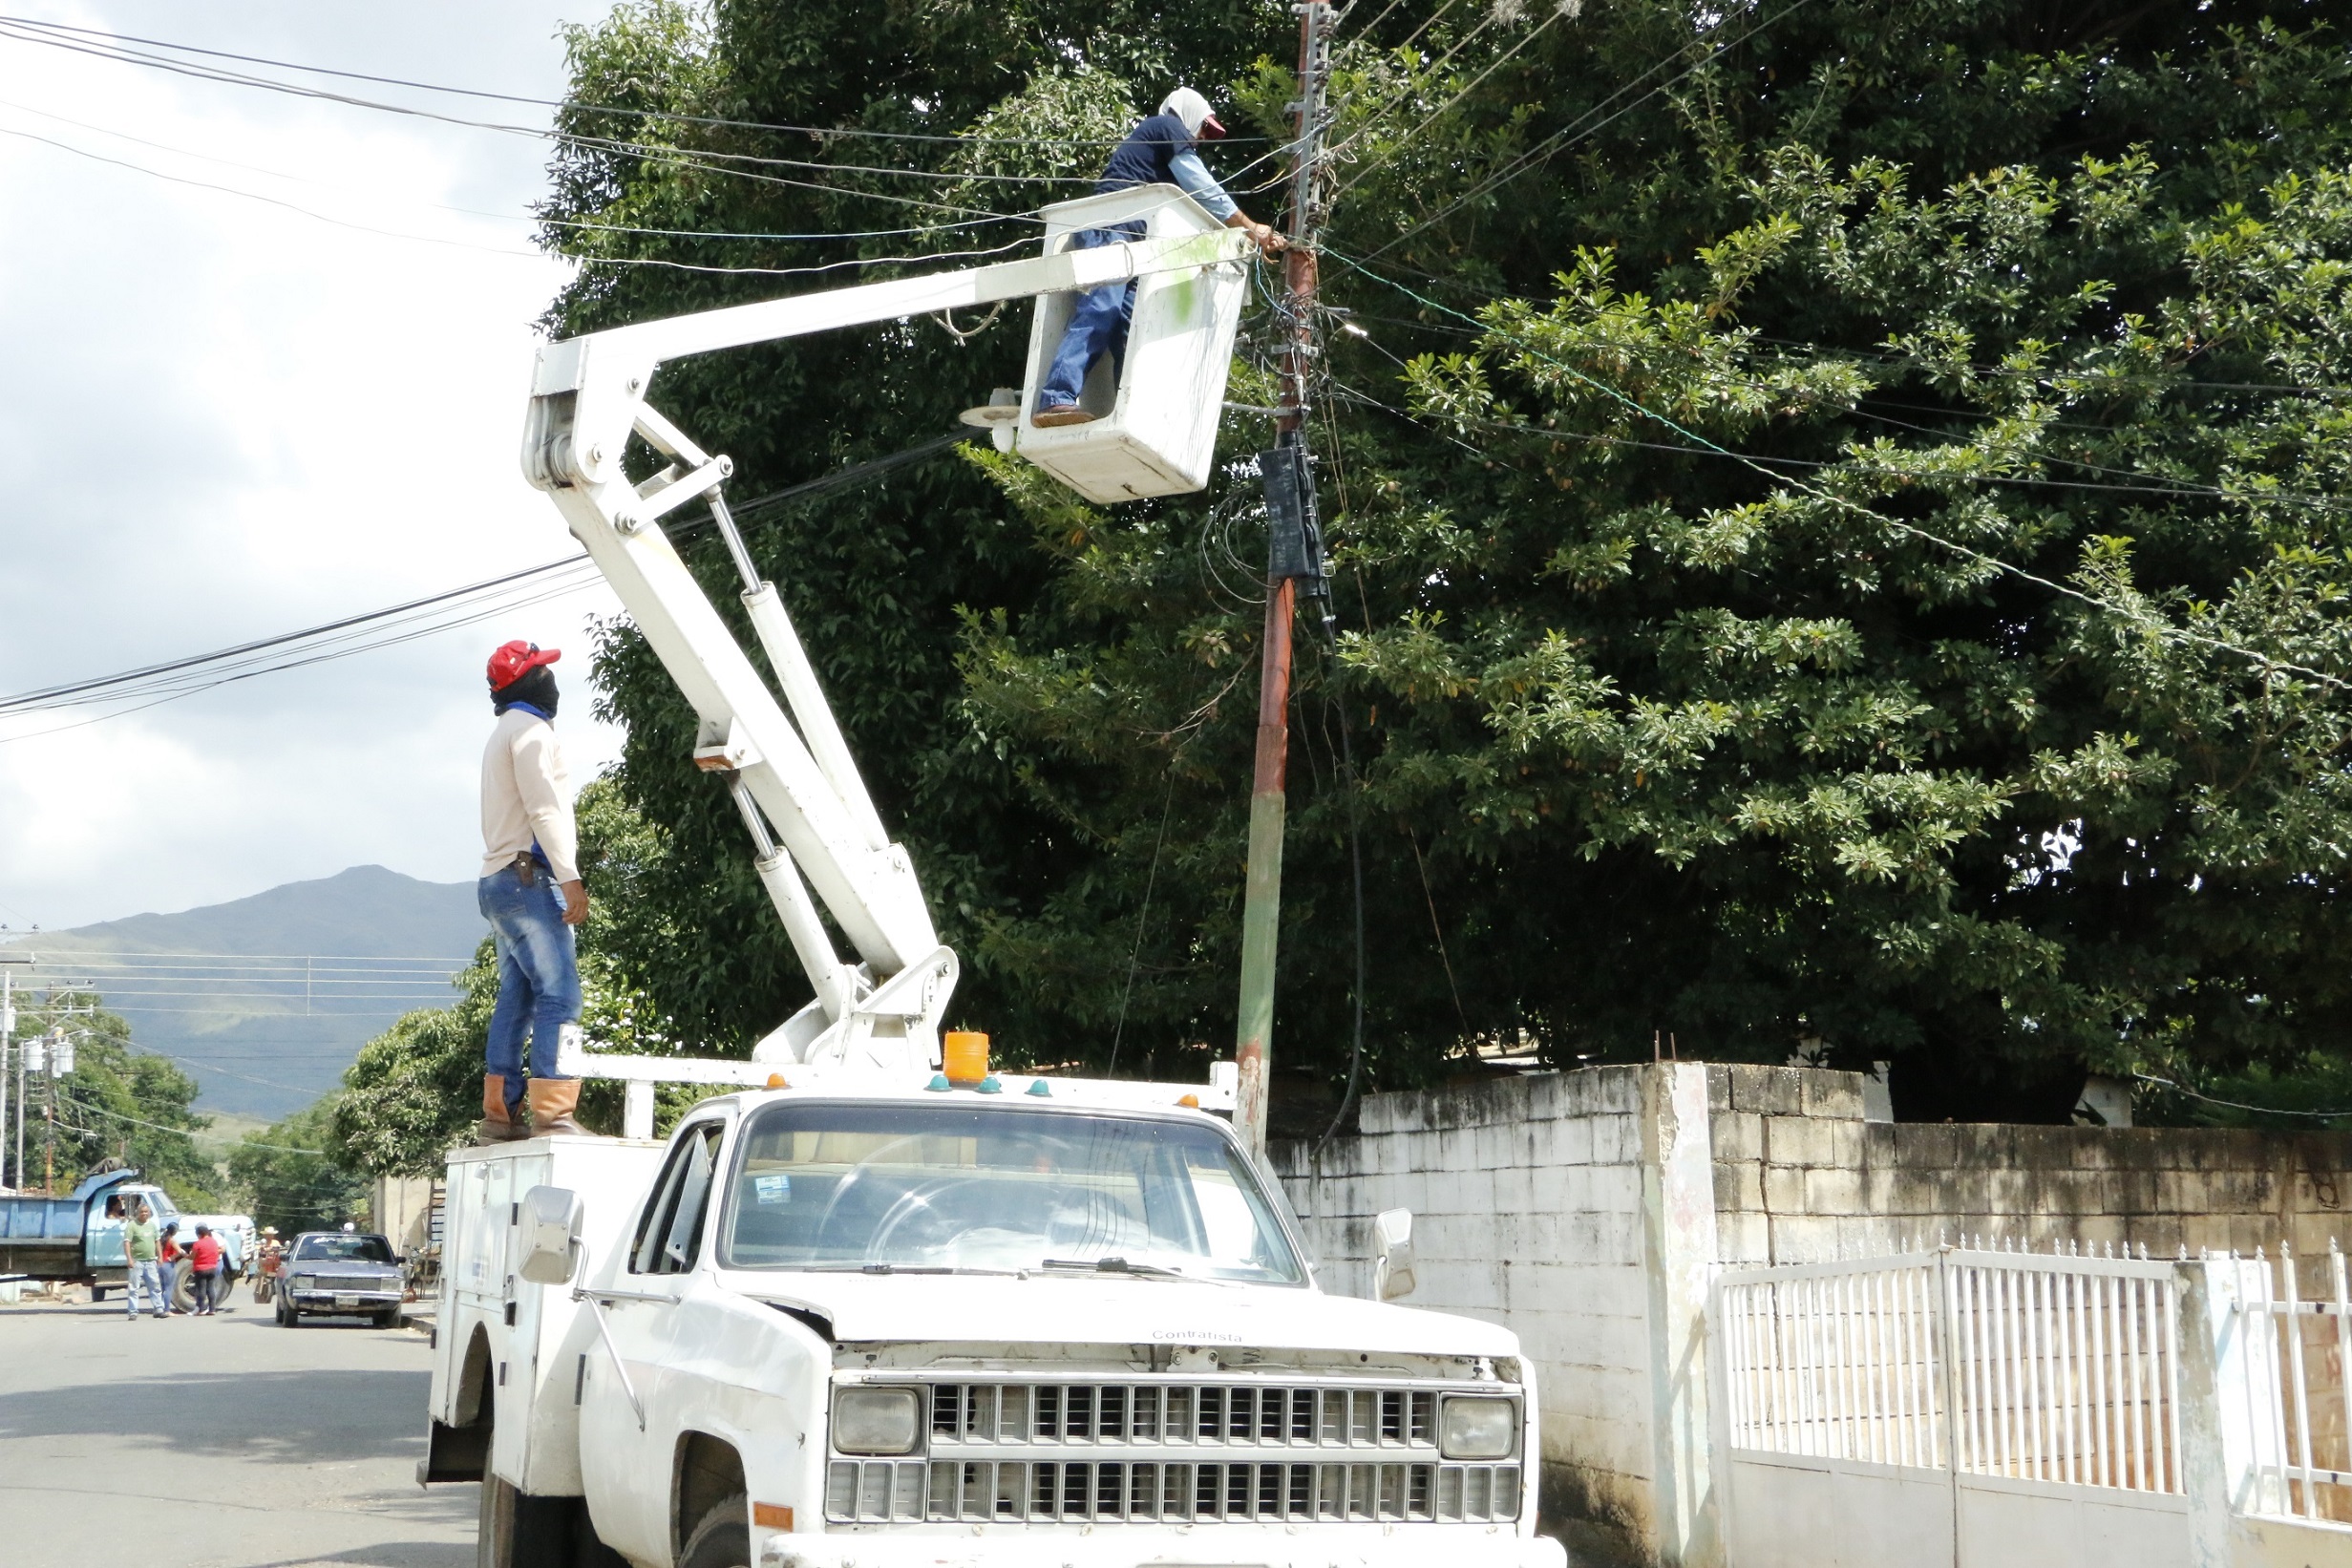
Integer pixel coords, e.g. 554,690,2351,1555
187,1224,223,1316
123,1200,164,1320
477,640,590,1142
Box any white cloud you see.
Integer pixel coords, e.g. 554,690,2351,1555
0,0,630,930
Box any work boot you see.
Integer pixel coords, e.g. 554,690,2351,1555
1032,404,1096,429
528,1076,592,1137
477,1075,527,1144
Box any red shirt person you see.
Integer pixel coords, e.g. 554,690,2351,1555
187,1225,226,1317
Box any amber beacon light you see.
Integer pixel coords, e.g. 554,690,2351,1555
943,1030,990,1084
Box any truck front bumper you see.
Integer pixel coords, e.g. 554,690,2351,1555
762,1531,1566,1568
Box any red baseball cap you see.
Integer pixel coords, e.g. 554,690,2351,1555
486,639,561,689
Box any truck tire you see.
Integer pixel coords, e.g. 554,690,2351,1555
170,1261,193,1313
478,1473,611,1568
678,1495,751,1568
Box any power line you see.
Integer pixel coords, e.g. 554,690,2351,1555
1356,0,1829,257
0,94,1029,248
0,13,1265,148
0,18,1060,224
0,430,971,734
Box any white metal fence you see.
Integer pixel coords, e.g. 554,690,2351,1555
1715,1242,2193,1568
1719,1241,2183,1494
2226,1243,2352,1524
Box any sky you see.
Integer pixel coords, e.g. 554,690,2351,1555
0,1,631,933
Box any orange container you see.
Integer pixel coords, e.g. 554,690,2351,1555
943,1030,990,1083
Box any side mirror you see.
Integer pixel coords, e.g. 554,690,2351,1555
518,1185,583,1286
1372,1208,1417,1302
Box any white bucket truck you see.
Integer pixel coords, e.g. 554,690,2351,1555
421,188,1565,1568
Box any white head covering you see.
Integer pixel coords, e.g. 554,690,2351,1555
1159,87,1228,141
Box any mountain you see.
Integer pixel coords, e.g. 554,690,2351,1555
3,866,484,1119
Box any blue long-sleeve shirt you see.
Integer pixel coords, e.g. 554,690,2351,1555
1095,112,1240,222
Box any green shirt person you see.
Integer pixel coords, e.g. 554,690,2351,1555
123,1204,167,1320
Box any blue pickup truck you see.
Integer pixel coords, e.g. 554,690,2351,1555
0,1167,253,1305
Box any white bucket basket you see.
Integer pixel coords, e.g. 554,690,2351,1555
992,184,1250,505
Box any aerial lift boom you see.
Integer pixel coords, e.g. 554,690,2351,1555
520,193,1250,1133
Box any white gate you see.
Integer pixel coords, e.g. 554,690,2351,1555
1713,1244,2190,1568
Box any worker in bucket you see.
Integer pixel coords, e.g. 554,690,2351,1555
1032,87,1286,428
477,639,591,1142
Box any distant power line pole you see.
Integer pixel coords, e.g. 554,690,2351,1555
1234,0,1340,1158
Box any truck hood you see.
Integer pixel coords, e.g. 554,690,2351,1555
714,1270,1519,1358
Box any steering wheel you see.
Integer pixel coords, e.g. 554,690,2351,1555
805,1134,944,1258
862,1177,992,1261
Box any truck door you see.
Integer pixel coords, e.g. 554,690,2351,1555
581,1113,731,1564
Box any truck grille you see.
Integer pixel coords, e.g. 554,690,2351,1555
824,1381,1520,1527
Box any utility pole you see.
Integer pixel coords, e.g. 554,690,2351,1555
0,954,31,1192
1234,0,1339,1158
0,963,12,1191
42,1031,54,1195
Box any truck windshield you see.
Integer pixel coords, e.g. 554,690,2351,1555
720,1102,1305,1284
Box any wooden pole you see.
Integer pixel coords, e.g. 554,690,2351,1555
1233,0,1334,1158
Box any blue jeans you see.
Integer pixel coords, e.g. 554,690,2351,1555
192,1266,221,1314
126,1259,165,1317
1038,222,1147,411
479,863,582,1113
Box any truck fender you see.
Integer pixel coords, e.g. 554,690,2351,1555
419,1325,498,1485
672,1431,747,1563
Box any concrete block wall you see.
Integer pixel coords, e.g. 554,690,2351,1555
1277,1061,2352,1567
1705,1063,2352,1267
1276,1067,1660,1552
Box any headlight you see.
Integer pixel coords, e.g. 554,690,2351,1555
1439,1396,1517,1460
833,1387,922,1455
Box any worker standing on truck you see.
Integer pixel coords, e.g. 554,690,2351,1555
1031,88,1286,428
477,640,590,1143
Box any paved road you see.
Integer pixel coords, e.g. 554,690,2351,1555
0,1292,477,1568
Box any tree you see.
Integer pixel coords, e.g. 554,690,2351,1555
537,0,2352,1123
226,1100,370,1237
13,990,216,1203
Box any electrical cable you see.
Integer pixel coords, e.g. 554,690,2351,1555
1323,0,1576,197
0,19,1053,228
1105,773,1178,1079
0,11,1204,234
0,429,971,732
1314,693,1368,1157
0,93,1038,253
2133,1072,2352,1121
1356,0,1830,257
0,13,1270,147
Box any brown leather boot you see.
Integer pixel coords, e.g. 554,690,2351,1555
477,1075,527,1144
527,1076,591,1137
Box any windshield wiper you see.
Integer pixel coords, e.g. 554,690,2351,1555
1040,1256,1186,1279
795,1264,1021,1277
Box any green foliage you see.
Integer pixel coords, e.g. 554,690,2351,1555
14,991,216,1204
534,0,2352,1123
331,958,496,1178
227,1100,370,1237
